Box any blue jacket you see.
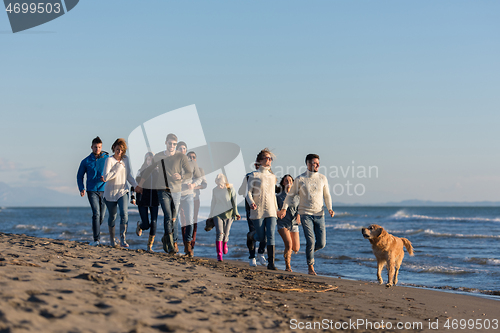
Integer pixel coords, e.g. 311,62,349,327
77,152,109,192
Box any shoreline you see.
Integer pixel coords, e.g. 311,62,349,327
1,232,499,332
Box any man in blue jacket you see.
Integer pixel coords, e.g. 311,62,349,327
77,136,109,246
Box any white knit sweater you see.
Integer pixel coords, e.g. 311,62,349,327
245,167,278,220
103,155,138,202
282,170,332,216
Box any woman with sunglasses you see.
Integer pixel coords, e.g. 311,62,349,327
246,148,279,270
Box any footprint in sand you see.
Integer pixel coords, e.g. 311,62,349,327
156,312,178,319
168,299,182,304
94,302,112,309
39,309,67,319
27,295,47,304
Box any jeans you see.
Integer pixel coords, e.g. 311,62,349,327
252,217,277,246
179,194,194,243
138,205,158,236
247,218,266,259
158,190,181,237
87,191,106,241
214,216,233,242
104,193,129,240
301,214,326,266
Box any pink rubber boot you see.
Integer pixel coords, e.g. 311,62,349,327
223,242,228,255
216,241,223,261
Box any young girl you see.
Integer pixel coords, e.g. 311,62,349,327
209,173,240,261
276,175,300,272
134,152,160,252
246,148,279,270
102,138,138,247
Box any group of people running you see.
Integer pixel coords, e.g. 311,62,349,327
77,134,334,275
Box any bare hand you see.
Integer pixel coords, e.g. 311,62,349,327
173,173,181,180
188,183,196,190
329,210,335,217
135,186,143,194
80,190,85,197
250,203,257,210
296,214,301,225
101,176,106,182
131,199,136,206
236,215,241,221
277,209,286,219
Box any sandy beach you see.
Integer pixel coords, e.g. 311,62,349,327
0,232,498,333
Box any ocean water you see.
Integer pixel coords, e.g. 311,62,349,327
1,206,499,298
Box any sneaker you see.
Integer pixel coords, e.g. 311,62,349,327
121,240,129,248
89,240,101,246
257,253,268,266
136,221,142,237
249,258,257,267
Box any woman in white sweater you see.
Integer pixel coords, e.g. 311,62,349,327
246,148,279,270
102,138,138,247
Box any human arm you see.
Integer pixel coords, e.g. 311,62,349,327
125,157,138,188
190,162,203,188
245,173,257,210
102,158,121,183
194,168,207,190
209,188,217,218
77,160,86,196
135,158,160,193
130,186,136,205
179,155,193,183
230,186,240,219
238,176,247,196
323,176,334,217
278,179,299,218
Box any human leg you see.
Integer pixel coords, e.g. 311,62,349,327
301,215,317,274
222,218,233,254
98,192,106,226
290,227,300,253
265,217,277,270
87,191,102,242
192,197,200,248
137,206,149,237
171,192,181,251
158,190,175,253
180,194,194,257
214,216,224,261
104,198,118,247
247,218,257,266
118,193,129,247
247,218,256,258
147,206,158,252
149,206,158,236
313,215,326,252
278,227,293,272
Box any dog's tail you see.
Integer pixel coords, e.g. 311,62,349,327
402,238,414,256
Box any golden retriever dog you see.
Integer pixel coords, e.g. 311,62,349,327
361,224,414,287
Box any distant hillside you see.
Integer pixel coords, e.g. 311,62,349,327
0,182,85,207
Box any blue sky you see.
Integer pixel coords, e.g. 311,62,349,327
1,1,499,204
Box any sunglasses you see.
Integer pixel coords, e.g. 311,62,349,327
262,156,273,161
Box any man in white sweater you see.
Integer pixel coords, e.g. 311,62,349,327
278,154,334,275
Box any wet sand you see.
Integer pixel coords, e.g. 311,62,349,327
0,232,498,332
